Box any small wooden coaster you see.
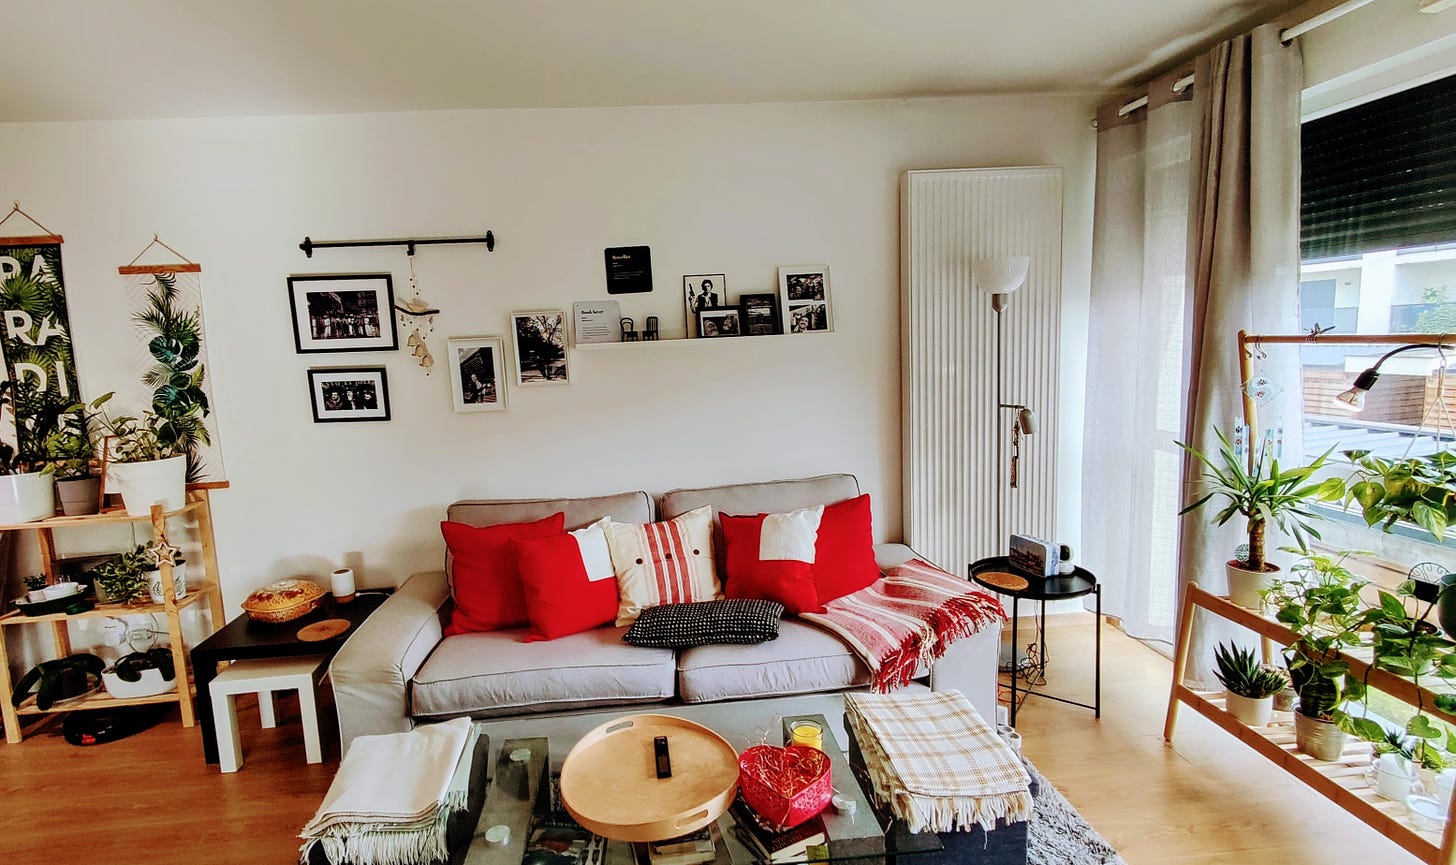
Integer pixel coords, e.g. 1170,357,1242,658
979,570,1030,593
297,618,352,642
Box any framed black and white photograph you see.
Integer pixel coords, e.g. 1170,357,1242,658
288,274,398,353
448,336,508,412
511,310,570,386
683,274,727,337
697,307,742,338
778,266,833,334
739,293,780,336
307,367,391,423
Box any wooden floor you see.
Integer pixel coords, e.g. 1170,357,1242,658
0,618,1423,865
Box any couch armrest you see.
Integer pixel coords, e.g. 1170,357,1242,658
330,571,450,755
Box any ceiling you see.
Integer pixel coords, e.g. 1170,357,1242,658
0,0,1303,122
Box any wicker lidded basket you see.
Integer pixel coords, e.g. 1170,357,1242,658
242,578,326,623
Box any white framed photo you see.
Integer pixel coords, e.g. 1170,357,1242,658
448,336,508,412
511,310,570,385
777,266,833,334
683,274,727,338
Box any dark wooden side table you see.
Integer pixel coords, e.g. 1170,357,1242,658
969,557,1101,727
192,590,389,764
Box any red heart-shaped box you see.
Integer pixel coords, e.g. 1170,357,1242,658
737,743,833,830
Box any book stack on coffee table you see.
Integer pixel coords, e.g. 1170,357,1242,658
729,796,828,864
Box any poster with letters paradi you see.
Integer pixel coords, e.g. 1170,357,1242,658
0,236,85,465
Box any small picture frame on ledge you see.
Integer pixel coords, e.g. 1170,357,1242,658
778,265,832,334
308,367,391,423
739,293,780,336
697,307,742,338
683,274,727,338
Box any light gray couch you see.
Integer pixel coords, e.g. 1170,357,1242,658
330,474,1001,754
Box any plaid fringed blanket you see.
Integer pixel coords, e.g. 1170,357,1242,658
845,690,1032,833
799,558,1005,692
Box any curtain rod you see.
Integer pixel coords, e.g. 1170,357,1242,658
1112,0,1379,118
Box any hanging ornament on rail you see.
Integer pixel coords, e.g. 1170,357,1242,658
395,243,439,374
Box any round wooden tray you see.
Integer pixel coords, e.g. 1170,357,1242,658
977,570,1030,593
559,713,739,842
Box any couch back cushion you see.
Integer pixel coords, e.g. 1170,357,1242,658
659,474,861,573
445,490,653,582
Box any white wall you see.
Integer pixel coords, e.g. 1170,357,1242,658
0,94,1095,613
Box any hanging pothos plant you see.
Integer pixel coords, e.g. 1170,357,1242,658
134,272,210,481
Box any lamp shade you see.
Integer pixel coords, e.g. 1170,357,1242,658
972,257,1031,295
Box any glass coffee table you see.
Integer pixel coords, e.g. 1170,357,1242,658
453,707,1030,865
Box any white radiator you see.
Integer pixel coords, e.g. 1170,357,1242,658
900,167,1064,574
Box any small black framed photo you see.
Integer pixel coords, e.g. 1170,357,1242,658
288,273,398,353
739,293,780,336
308,367,391,423
778,265,833,334
697,307,742,338
683,274,727,337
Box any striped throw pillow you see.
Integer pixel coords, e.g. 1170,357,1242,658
605,505,721,626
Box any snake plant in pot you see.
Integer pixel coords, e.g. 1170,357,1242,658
1263,550,1370,760
1178,429,1340,609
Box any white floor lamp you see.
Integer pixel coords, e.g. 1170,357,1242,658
973,256,1034,554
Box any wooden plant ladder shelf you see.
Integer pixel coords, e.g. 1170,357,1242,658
1165,584,1456,865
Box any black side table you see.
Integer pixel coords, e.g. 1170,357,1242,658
192,590,389,764
969,557,1101,727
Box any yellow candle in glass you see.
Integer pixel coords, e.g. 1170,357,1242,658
790,720,823,750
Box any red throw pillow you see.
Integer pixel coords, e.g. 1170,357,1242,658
516,520,620,642
441,512,565,635
720,511,824,616
812,494,880,603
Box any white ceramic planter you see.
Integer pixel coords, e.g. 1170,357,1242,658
110,456,186,517
0,471,55,523
146,561,187,603
1225,691,1274,726
1226,561,1279,610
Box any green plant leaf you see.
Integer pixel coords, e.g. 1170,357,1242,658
1409,714,1443,740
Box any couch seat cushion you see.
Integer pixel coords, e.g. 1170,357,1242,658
675,618,871,703
411,627,675,719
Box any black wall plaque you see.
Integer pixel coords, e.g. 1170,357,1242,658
604,246,653,294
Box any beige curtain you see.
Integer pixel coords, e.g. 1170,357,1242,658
1082,73,1196,646
1177,24,1305,686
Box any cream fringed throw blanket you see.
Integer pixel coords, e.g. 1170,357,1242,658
845,690,1032,833
300,717,477,865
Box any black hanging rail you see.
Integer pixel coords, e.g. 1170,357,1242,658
299,231,495,258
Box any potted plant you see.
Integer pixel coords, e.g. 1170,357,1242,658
1212,641,1287,726
1178,429,1338,608
85,392,187,517
0,380,55,523
1263,550,1369,760
141,540,187,603
91,546,149,605
40,424,99,516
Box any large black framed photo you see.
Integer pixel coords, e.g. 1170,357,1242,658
308,367,391,423
288,273,398,353
697,307,742,338
739,293,780,336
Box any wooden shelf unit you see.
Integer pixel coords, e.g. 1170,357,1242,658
1165,584,1456,864
0,487,227,744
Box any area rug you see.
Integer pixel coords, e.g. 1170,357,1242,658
1026,759,1127,865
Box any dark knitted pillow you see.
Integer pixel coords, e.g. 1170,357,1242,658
622,599,784,648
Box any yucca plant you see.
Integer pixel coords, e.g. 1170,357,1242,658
1213,642,1287,699
1178,429,1341,572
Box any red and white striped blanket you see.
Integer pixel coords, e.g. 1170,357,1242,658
799,558,1006,692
